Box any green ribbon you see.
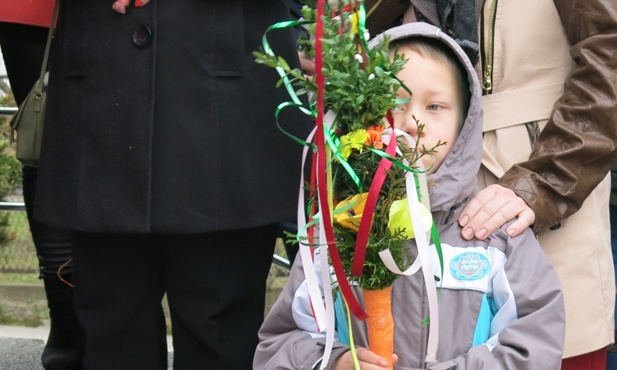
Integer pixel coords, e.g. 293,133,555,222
431,223,444,287
261,20,314,106
368,147,429,174
261,20,317,150
357,3,369,54
325,128,363,192
345,297,361,370
275,102,314,148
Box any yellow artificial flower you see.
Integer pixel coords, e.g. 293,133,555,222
334,193,369,231
350,12,359,34
339,129,369,160
387,199,433,239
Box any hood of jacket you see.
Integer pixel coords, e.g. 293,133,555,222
369,22,483,225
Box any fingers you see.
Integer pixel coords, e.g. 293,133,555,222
112,0,151,14
334,348,394,369
391,353,399,365
355,348,390,367
504,208,536,237
459,185,503,239
112,0,131,14
459,184,535,240
458,185,498,228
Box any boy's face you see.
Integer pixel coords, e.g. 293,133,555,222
392,47,463,174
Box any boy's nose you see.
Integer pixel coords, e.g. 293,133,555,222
402,113,420,137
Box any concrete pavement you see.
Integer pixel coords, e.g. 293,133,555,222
0,325,46,370
0,324,174,370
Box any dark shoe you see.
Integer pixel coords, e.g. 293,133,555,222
42,347,84,370
41,276,85,370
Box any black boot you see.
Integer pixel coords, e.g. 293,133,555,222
41,273,85,370
22,166,85,369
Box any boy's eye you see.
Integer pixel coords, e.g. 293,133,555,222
427,104,442,111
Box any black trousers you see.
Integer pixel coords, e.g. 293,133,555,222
72,225,277,370
1,22,75,278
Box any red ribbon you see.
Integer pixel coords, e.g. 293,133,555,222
351,111,397,276
314,0,367,320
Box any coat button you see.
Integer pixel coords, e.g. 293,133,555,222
132,26,152,48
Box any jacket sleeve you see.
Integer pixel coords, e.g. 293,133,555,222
254,252,349,370
401,229,565,370
497,0,617,233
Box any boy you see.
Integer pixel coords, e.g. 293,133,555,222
254,22,565,370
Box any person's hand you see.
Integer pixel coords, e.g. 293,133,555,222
458,184,536,240
112,0,151,14
334,348,399,369
298,52,315,76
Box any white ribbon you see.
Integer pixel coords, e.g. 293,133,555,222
296,127,329,332
378,128,439,362
295,124,336,368
318,223,336,369
405,167,439,363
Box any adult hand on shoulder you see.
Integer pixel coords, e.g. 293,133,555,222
334,348,398,369
458,184,536,240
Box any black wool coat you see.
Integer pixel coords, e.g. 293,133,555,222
35,0,311,233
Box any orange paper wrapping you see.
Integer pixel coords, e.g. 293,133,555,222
363,286,394,368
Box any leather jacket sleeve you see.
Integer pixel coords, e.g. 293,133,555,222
497,0,617,233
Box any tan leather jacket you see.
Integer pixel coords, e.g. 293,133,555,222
496,0,617,233
475,0,617,356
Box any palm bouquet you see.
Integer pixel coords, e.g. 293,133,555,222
255,0,443,367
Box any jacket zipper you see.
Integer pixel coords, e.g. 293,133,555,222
481,0,498,95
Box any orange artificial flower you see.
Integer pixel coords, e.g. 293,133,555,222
365,125,384,149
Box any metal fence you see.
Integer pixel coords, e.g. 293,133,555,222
0,201,291,273
0,201,38,273
0,105,39,273
0,202,25,211
0,107,17,115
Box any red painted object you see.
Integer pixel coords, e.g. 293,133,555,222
0,0,55,28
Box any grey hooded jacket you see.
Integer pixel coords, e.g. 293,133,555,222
254,22,565,370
